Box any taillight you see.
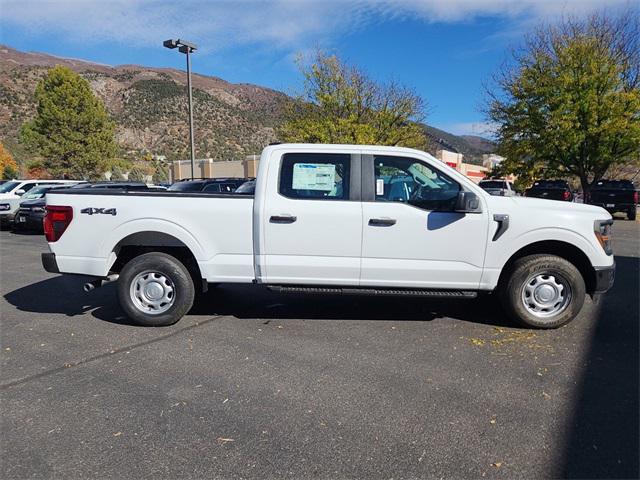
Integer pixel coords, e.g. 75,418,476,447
44,206,73,242
634,191,638,204
563,190,570,201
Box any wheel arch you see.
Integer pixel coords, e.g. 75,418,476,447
109,231,206,292
497,240,596,294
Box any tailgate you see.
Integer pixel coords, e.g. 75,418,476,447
590,189,633,204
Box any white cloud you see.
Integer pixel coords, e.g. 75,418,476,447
1,0,631,53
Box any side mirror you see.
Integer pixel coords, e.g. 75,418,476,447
15,189,25,197
455,191,481,213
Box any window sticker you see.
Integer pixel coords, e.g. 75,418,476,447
376,178,385,196
292,163,336,191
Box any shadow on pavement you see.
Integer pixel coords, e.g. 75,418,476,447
3,275,132,325
4,275,511,327
561,255,640,478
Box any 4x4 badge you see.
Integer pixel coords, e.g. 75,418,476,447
80,207,117,216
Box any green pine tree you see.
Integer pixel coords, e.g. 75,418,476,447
21,66,118,180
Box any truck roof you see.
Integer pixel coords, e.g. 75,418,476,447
262,143,435,157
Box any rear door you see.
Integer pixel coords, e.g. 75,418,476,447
261,151,363,285
360,154,489,289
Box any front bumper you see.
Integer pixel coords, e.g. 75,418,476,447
42,252,60,274
593,263,615,293
0,212,16,227
13,213,45,231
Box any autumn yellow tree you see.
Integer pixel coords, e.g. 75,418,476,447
487,13,640,194
280,52,427,149
0,142,19,179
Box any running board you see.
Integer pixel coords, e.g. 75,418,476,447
267,285,477,298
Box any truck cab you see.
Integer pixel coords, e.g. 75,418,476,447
42,144,615,329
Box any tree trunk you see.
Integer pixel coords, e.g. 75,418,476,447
580,175,592,203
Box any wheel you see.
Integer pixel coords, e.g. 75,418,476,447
628,209,636,221
500,254,585,329
117,252,195,326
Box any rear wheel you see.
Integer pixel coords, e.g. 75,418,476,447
628,208,636,221
500,254,585,329
117,252,195,326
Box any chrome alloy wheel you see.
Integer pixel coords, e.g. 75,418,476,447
130,271,176,315
521,272,572,318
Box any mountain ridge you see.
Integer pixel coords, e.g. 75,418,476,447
0,45,495,166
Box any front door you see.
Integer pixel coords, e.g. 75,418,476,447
262,152,363,285
360,154,488,289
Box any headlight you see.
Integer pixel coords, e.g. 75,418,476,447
0,203,10,211
594,219,613,255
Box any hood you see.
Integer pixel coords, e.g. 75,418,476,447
0,193,19,200
487,195,609,217
19,198,46,207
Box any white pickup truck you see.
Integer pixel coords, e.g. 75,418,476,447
42,144,615,329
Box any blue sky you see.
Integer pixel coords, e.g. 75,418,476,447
0,0,630,136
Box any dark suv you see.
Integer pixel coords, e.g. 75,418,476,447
524,180,573,202
168,178,250,193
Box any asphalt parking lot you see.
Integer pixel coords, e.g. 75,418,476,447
1,222,638,479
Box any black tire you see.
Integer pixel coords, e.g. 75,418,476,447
117,252,195,327
499,254,585,329
628,209,636,221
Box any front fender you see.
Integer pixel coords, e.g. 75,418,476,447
506,227,601,266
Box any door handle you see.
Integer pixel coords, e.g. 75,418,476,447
368,218,396,227
270,215,297,224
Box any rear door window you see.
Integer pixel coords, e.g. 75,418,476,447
279,153,350,200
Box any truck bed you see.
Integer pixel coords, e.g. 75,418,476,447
45,189,255,281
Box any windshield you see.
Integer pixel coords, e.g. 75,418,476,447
235,181,255,194
168,182,204,192
593,180,635,190
532,180,567,188
479,181,506,189
22,186,52,199
0,181,20,193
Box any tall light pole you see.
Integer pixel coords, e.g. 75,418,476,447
163,38,197,179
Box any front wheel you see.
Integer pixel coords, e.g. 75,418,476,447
117,252,195,326
500,254,585,329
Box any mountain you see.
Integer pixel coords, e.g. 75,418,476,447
423,125,496,165
0,45,287,164
0,45,496,166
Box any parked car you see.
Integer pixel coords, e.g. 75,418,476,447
587,179,638,220
168,178,249,193
12,184,80,232
70,181,165,191
524,180,573,202
478,179,517,197
41,144,615,329
0,179,82,228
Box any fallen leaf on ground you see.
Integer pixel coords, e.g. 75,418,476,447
491,462,503,468
216,437,235,445
113,432,122,437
